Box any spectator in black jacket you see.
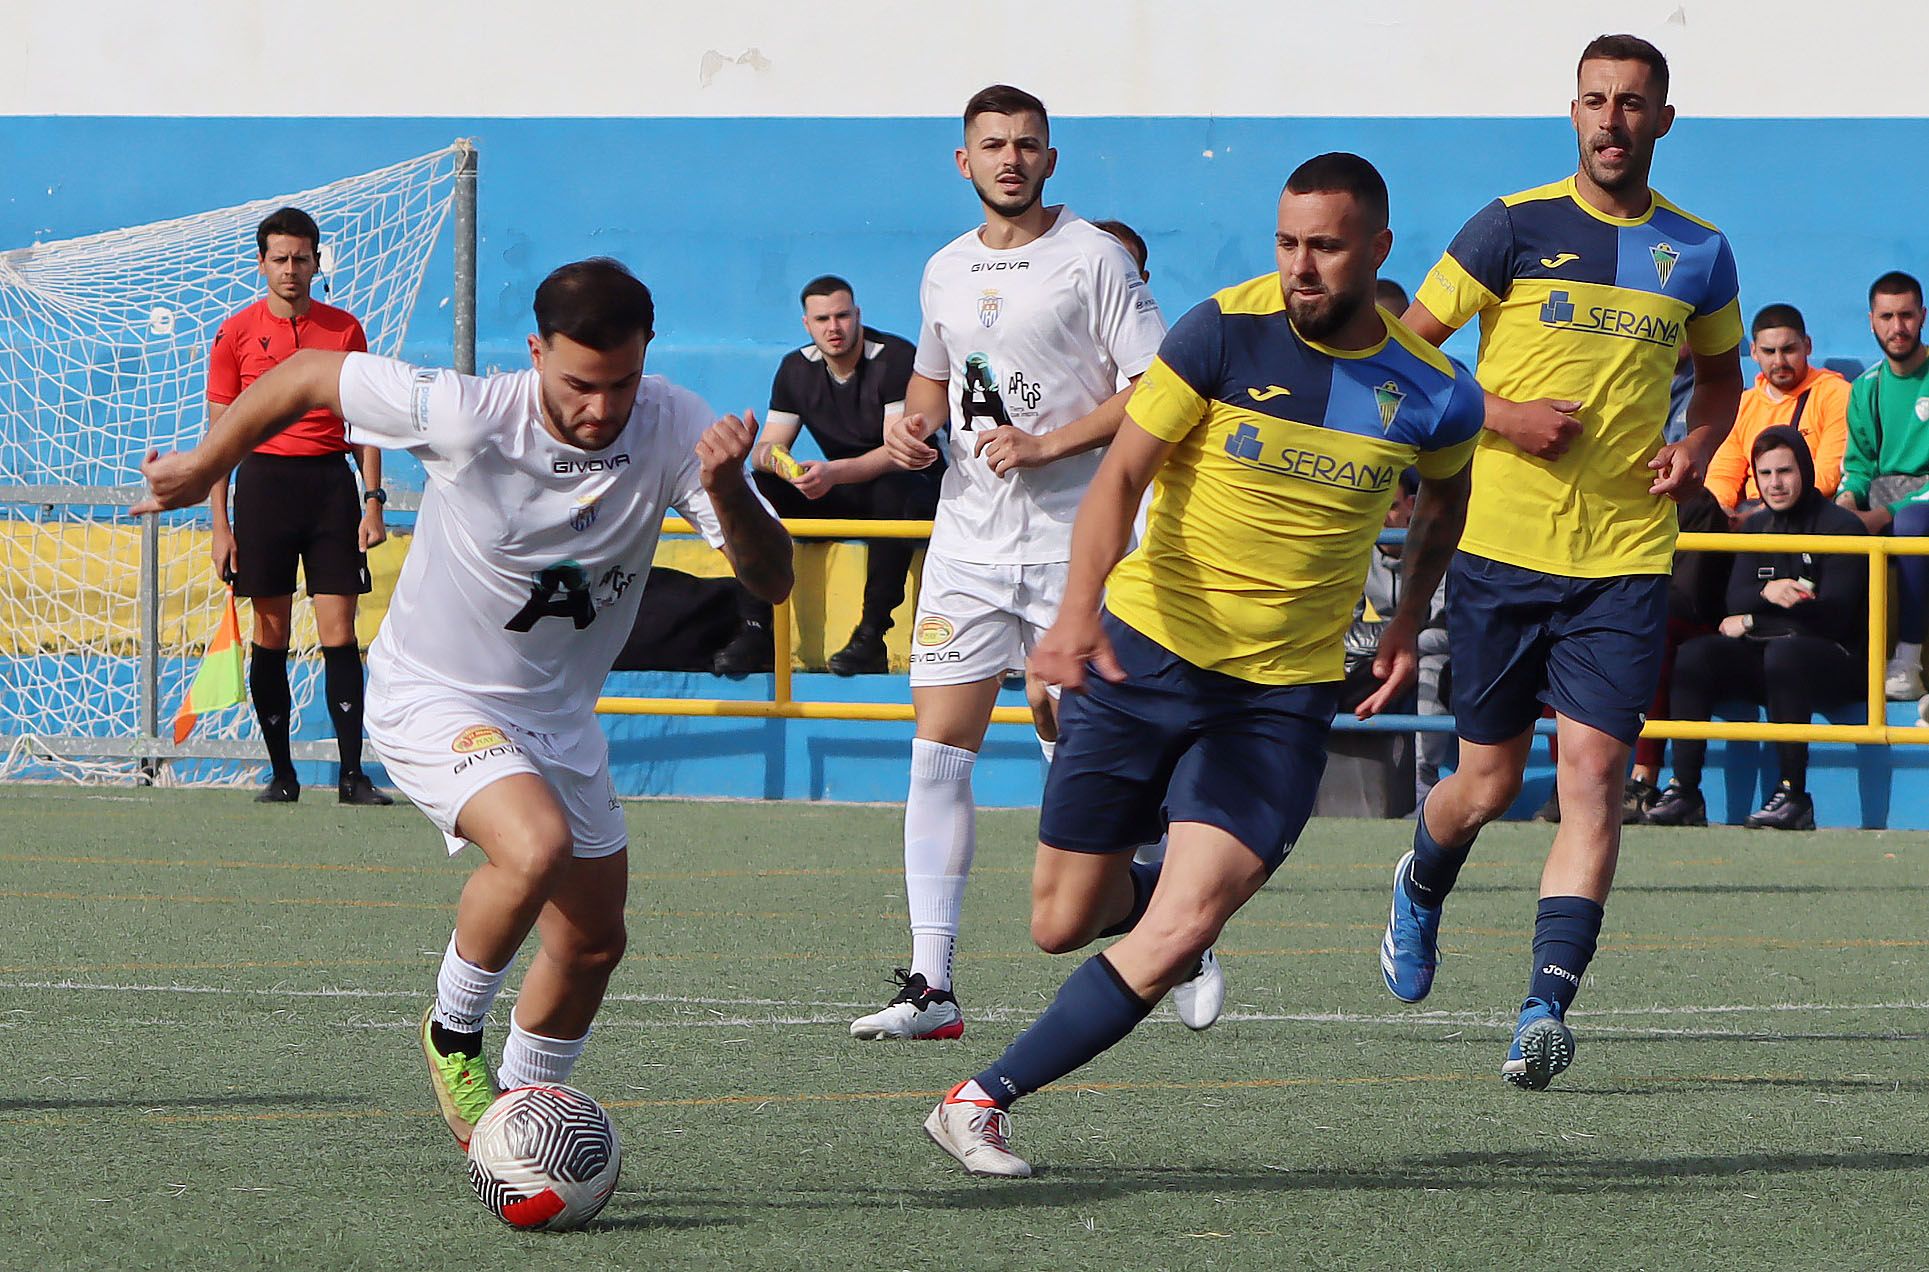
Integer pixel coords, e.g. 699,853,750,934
1647,426,1868,830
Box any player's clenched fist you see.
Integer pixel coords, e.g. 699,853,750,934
132,448,217,515
882,411,940,470
697,410,758,490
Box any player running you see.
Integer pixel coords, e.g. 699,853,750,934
925,153,1482,1176
1379,33,1744,1090
849,84,1200,1041
136,258,793,1149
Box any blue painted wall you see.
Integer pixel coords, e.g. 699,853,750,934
4,115,1923,465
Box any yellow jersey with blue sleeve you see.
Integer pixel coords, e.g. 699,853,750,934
1416,176,1741,577
1106,275,1484,686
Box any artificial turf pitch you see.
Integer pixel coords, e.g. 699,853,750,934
1,786,1922,1270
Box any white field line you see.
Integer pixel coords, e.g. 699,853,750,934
2,979,1923,1036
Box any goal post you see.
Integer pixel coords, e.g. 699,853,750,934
0,141,475,783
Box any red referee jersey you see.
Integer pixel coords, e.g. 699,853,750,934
207,298,369,456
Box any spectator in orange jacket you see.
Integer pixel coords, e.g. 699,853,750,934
1706,304,1850,518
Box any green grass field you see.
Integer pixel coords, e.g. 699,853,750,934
2,787,1924,1271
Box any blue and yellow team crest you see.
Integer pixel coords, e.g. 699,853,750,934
978,289,1002,328
1373,380,1405,433
1651,242,1680,287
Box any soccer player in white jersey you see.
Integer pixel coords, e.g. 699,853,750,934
136,259,793,1149
852,84,1222,1041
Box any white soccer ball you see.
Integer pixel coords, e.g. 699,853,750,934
467,1084,622,1231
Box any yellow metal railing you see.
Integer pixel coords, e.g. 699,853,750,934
595,522,1929,744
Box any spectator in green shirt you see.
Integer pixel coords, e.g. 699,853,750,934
1836,270,1929,699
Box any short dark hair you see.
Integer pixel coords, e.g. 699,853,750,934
1751,303,1807,338
1376,278,1411,312
1870,270,1923,309
1579,33,1670,101
799,275,854,307
964,84,1048,139
533,258,655,350
256,206,320,257
1283,152,1389,232
1090,219,1148,272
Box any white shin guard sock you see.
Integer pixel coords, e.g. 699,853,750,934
905,738,977,993
433,933,511,1034
498,1015,590,1091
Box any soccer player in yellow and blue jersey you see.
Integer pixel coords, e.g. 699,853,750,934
923,153,1484,1178
1380,34,1744,1091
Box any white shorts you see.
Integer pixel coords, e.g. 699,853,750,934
364,680,627,860
909,555,1068,687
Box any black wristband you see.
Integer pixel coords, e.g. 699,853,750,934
363,487,387,506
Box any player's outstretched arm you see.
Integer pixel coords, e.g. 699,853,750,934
881,374,949,470
699,409,795,605
136,350,350,514
1356,461,1472,719
975,378,1140,479
1649,347,1743,500
1030,419,1175,693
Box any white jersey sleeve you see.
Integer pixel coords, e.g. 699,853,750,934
913,256,950,383
339,352,509,477
660,384,730,550
1087,237,1165,381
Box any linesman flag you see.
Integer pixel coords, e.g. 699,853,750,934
172,590,247,743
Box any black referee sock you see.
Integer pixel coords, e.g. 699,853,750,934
249,644,297,784
321,643,368,777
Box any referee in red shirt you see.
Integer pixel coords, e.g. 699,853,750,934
206,207,392,805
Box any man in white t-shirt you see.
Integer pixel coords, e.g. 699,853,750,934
851,84,1221,1041
136,258,793,1150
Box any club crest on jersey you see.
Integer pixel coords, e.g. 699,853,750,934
1373,380,1406,433
451,724,511,753
915,617,955,647
1650,242,1680,287
978,289,1003,328
570,499,599,532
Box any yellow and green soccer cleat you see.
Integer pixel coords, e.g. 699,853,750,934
420,1004,498,1151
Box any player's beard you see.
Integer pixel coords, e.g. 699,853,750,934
540,385,626,451
1578,130,1652,195
1288,285,1365,343
1882,328,1923,362
971,170,1045,220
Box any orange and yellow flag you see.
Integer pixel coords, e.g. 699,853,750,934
172,590,247,744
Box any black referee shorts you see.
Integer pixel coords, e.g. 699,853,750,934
230,452,371,599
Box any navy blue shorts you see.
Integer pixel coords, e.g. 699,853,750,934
1447,552,1668,747
1037,612,1339,872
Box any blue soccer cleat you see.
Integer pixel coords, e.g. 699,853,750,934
1501,998,1575,1091
1380,850,1441,1003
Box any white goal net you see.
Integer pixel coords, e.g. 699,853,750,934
0,142,469,782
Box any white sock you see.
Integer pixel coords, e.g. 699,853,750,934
498,1015,590,1091
1132,834,1168,866
433,933,511,1034
905,738,977,992
1898,641,1922,668
1036,734,1056,763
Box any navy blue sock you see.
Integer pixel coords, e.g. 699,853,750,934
972,953,1154,1108
1097,860,1161,937
1405,795,1473,906
1527,895,1605,1016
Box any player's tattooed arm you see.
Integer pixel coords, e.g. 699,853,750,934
699,410,795,605
1354,461,1470,719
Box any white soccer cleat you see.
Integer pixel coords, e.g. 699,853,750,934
1885,658,1922,701
924,1085,1032,1178
1170,947,1225,1030
850,969,965,1040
